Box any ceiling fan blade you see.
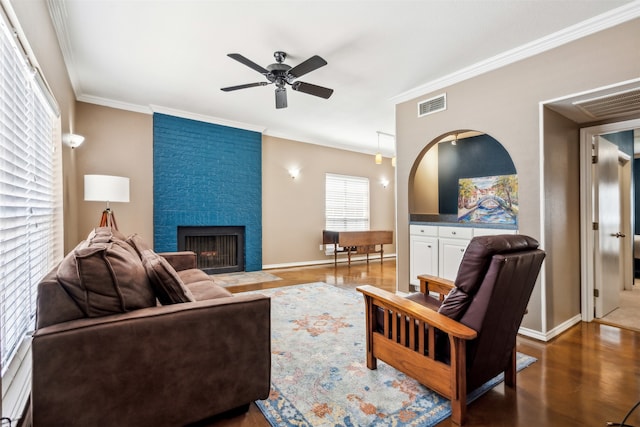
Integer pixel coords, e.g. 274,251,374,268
292,81,334,99
220,82,268,92
227,53,269,74
275,87,287,109
287,55,327,78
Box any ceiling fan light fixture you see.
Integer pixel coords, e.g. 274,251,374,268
221,51,333,109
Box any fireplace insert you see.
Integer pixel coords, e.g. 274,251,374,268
177,226,245,274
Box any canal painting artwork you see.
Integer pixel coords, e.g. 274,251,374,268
457,174,518,224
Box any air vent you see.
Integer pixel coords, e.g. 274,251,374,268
418,93,446,117
573,88,640,120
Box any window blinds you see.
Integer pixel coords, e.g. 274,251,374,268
0,10,62,373
325,173,370,231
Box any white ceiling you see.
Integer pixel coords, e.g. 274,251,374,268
48,0,636,156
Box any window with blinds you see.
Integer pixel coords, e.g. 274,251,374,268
0,9,62,374
325,173,369,231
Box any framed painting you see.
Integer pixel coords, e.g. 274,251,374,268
457,174,518,224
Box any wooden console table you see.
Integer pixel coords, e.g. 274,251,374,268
322,230,393,266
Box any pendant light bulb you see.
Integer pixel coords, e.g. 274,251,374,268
375,131,382,165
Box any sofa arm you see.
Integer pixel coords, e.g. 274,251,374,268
32,293,271,427
158,251,197,271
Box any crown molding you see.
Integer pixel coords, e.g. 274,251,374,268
391,1,640,105
77,94,153,114
150,105,266,133
47,0,82,99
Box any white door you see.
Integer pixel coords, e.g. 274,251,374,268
594,136,622,318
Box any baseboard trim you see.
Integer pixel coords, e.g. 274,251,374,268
518,314,582,342
263,253,396,270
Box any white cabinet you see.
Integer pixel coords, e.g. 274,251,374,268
409,224,516,285
439,238,469,281
409,225,438,286
438,226,472,281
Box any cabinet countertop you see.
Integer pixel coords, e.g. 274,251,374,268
410,214,517,230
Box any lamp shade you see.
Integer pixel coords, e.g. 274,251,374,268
84,175,130,203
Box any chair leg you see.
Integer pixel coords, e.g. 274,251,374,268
505,347,517,388
364,295,377,370
451,398,464,425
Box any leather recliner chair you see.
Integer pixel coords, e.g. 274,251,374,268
357,234,545,425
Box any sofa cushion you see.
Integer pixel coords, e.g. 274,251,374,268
140,249,196,304
177,268,211,284
186,280,233,301
56,239,156,317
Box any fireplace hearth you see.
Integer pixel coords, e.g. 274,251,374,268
177,226,245,274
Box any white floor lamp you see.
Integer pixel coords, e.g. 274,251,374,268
84,174,130,230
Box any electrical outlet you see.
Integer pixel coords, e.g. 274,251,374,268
319,244,324,251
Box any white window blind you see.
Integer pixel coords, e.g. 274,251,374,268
325,173,369,231
0,9,62,374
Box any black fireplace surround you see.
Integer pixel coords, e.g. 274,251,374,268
177,226,245,274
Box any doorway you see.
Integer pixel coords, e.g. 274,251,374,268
580,120,640,324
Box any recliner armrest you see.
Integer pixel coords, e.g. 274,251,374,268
356,285,475,339
417,274,455,300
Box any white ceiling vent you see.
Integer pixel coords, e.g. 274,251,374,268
573,87,640,120
418,93,446,117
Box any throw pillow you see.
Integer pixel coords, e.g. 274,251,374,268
125,233,153,260
87,226,128,244
56,240,156,317
437,287,472,321
140,249,195,305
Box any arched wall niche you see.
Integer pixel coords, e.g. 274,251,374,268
409,130,518,223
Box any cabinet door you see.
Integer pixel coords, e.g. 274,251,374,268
410,236,438,285
439,238,470,281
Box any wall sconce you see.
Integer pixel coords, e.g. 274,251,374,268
63,133,85,149
381,178,389,188
84,174,130,230
391,156,396,168
288,168,300,179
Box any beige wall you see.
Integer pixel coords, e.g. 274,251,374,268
396,18,640,334
542,107,581,329
52,100,397,267
74,103,154,245
411,143,439,214
262,135,396,266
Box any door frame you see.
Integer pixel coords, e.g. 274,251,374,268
580,118,640,322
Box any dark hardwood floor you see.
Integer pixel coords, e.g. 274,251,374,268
209,258,640,427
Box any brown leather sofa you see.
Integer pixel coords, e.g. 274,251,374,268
31,227,271,426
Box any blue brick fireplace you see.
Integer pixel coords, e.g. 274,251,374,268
153,113,262,272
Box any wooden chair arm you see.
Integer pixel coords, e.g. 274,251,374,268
418,274,455,300
356,285,476,340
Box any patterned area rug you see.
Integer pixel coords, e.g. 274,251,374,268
248,282,536,427
208,271,281,287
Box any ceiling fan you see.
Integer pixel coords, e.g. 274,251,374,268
221,51,334,109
